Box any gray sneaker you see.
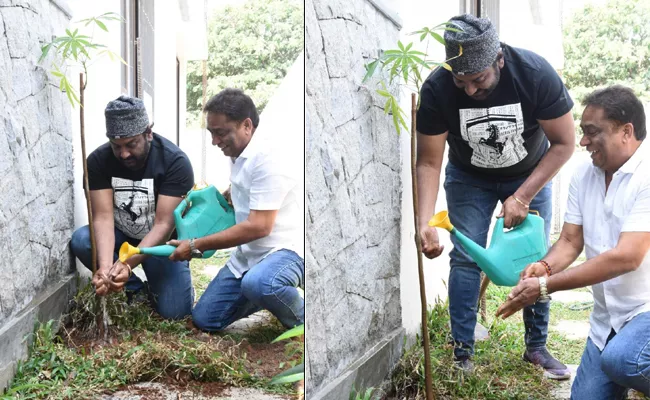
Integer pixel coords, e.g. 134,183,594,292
453,358,475,375
523,348,571,380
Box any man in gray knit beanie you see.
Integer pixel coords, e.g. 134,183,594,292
105,95,150,139
416,13,576,380
444,13,500,76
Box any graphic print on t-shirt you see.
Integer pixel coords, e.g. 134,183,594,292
112,177,155,239
459,104,528,168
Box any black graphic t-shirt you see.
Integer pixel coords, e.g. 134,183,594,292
417,44,574,179
87,133,194,240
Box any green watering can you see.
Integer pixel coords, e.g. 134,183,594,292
118,184,236,262
428,210,547,287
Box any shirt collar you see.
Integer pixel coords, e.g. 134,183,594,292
237,130,262,160
618,140,648,174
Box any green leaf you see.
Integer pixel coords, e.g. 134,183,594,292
397,40,405,51
95,19,108,32
269,364,304,385
383,97,391,114
405,42,413,52
38,43,53,63
430,31,445,45
362,59,379,83
272,324,304,342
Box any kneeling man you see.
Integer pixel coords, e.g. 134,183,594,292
497,85,650,399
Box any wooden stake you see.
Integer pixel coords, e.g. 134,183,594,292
79,73,105,339
411,93,434,400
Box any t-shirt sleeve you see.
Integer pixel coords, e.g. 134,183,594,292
159,154,194,197
249,154,297,210
563,166,583,226
416,80,448,135
533,58,574,120
87,150,112,191
622,181,650,232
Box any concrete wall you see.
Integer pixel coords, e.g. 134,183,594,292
305,0,404,397
0,0,77,388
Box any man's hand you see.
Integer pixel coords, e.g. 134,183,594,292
222,186,232,206
168,239,192,261
496,277,541,319
520,262,548,279
91,269,111,296
497,195,529,228
420,226,444,259
107,260,131,291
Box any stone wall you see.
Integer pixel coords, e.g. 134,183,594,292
305,0,403,396
0,0,76,387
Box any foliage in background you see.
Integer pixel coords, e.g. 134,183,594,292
186,0,304,127
39,12,125,107
563,0,650,146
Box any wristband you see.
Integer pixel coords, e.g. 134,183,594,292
538,260,552,276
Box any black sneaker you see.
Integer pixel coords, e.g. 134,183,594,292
453,358,475,375
523,348,571,380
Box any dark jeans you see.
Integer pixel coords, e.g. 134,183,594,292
444,162,553,360
70,225,194,320
572,312,650,399
192,249,304,332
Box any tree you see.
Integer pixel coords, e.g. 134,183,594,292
563,0,650,104
186,0,303,127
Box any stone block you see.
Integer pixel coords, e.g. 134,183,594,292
11,58,32,101
305,148,330,221
320,19,354,79
18,95,40,148
0,168,25,220
2,8,29,58
0,123,13,175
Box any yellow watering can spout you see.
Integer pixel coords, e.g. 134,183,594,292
119,242,140,263
428,210,454,232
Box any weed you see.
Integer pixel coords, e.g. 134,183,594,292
3,251,292,399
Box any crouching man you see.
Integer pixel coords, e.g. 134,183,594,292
169,88,304,331
496,85,650,399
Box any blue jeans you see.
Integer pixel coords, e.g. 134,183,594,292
192,249,304,332
444,162,552,359
70,225,194,320
572,312,650,399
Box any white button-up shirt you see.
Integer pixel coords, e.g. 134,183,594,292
564,141,650,350
226,130,304,278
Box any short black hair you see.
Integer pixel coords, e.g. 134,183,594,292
203,88,259,128
583,85,646,140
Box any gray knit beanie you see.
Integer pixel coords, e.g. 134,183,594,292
105,95,149,139
444,14,500,75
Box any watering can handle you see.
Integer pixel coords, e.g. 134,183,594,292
174,190,196,221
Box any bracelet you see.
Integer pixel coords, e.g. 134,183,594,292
125,263,133,277
538,260,552,276
512,195,530,209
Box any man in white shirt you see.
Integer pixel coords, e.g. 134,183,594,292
168,88,304,331
496,85,650,399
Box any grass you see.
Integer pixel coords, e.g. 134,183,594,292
2,252,298,399
387,283,593,399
